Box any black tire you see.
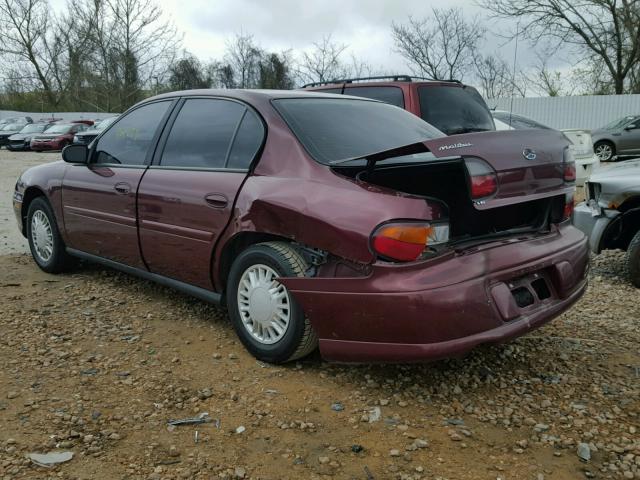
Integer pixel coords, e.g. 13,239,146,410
626,229,640,288
226,241,318,363
594,141,615,162
26,197,76,273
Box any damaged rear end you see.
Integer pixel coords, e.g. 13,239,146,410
270,96,588,362
333,129,577,259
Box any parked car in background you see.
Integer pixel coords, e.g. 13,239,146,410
0,119,33,148
13,89,587,364
30,123,88,152
592,115,640,161
70,119,95,127
304,75,496,135
574,161,640,286
0,116,33,127
7,122,57,151
493,110,599,186
73,116,119,145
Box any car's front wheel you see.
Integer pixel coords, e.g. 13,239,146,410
594,141,615,161
27,197,76,273
226,241,318,363
626,229,640,288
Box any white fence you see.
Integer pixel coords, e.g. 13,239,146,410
488,95,640,130
0,110,115,122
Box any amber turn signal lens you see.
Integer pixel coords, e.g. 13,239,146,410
371,223,432,262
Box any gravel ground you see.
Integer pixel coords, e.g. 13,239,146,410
0,150,638,480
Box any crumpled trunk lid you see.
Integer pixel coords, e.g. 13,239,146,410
423,129,571,208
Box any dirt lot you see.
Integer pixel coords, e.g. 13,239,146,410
0,150,639,480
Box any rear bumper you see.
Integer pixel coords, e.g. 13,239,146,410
282,223,589,362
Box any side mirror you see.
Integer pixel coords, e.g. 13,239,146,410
625,124,637,131
62,144,88,164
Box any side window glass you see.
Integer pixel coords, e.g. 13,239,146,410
227,110,264,169
312,88,343,94
160,99,245,169
94,101,170,165
344,86,404,107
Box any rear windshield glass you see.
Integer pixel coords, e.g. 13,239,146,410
492,111,551,130
418,86,495,135
273,98,443,164
19,124,46,133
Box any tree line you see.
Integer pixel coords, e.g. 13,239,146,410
1,0,639,113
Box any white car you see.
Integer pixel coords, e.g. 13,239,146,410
492,111,599,187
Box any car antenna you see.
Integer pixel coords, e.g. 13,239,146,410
509,20,520,129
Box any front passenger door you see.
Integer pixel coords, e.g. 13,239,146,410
62,101,173,267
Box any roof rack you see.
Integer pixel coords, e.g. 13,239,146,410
301,75,462,88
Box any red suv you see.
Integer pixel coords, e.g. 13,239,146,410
14,90,587,364
303,75,495,135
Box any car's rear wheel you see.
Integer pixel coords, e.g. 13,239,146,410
626,229,640,288
27,197,76,273
594,141,615,161
226,241,317,363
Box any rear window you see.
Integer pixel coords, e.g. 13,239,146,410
343,86,404,107
418,86,495,135
273,97,443,165
492,112,551,130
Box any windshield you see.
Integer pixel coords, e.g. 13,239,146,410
273,97,444,165
20,124,47,133
44,124,72,134
2,123,23,131
602,116,636,130
93,116,118,131
418,86,495,135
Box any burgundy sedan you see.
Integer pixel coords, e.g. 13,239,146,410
30,123,88,151
13,90,588,363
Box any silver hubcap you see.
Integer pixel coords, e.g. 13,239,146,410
31,210,54,262
596,144,612,161
237,264,290,345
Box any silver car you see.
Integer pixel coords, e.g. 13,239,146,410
573,160,640,286
592,115,640,161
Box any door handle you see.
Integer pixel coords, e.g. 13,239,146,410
114,182,131,194
205,193,228,209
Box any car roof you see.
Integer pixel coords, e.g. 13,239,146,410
135,89,386,111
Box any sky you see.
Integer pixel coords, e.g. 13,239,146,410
50,0,571,83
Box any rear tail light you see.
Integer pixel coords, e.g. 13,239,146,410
563,147,576,182
563,193,574,220
465,158,498,199
371,221,449,262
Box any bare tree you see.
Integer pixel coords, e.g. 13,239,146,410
477,0,640,94
225,33,263,88
106,0,181,109
296,35,349,84
0,0,63,104
391,8,485,81
474,54,515,98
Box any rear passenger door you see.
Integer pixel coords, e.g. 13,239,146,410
137,97,264,290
